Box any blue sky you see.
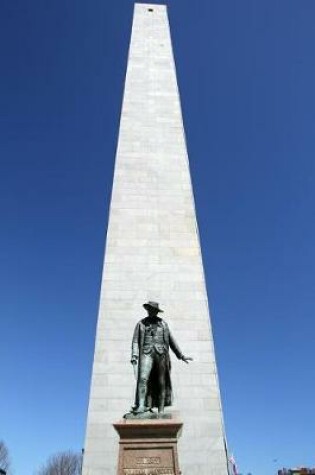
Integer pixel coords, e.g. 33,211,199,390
1,1,315,474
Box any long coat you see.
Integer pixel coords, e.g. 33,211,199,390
131,316,184,409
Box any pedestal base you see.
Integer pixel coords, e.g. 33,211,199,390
113,414,183,475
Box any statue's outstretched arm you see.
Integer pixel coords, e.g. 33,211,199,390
169,331,184,359
169,329,193,364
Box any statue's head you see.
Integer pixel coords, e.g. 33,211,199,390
143,301,164,316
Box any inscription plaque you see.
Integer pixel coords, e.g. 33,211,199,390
136,457,161,465
124,448,172,469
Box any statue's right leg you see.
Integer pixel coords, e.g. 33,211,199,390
135,354,153,413
157,355,166,413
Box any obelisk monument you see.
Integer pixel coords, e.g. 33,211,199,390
82,4,229,475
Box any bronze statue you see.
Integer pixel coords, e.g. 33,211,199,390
130,301,192,414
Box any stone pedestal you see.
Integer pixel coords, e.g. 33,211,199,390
113,415,183,475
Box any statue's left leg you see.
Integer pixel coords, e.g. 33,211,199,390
157,354,166,413
135,354,153,413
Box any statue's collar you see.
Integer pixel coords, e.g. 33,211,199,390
143,316,162,326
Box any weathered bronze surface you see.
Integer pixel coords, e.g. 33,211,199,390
129,302,192,416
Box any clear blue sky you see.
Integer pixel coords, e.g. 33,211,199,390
1,1,315,474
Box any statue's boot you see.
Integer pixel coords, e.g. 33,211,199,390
133,405,149,414
135,383,149,414
158,393,165,414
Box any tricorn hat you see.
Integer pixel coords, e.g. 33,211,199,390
143,301,164,313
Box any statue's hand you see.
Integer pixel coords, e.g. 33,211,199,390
131,356,138,365
182,355,193,364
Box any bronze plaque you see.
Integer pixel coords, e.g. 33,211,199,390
123,448,174,475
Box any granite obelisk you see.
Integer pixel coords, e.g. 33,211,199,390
82,4,229,475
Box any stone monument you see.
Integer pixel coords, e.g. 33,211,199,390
82,3,229,475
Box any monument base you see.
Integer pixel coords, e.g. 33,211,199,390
113,413,183,475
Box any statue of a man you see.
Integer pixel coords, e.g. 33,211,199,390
131,301,192,414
